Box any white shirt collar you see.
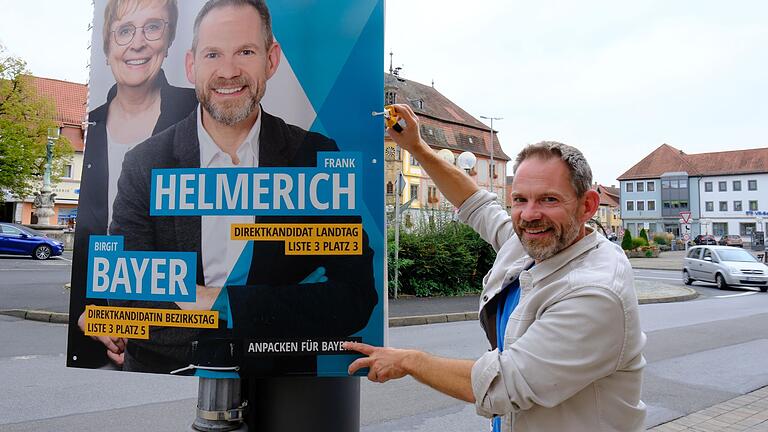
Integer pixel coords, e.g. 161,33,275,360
197,105,262,168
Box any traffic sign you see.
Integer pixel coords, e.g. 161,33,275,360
683,234,690,241
679,211,692,224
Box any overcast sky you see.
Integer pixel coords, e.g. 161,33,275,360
1,0,766,185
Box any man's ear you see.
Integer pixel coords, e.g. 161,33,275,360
581,189,601,223
265,41,282,80
185,50,196,85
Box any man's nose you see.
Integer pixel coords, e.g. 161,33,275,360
519,202,543,221
217,56,240,79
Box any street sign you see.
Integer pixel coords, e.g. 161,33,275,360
683,234,690,241
679,211,692,224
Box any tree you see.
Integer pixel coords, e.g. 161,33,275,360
621,229,633,251
0,44,72,202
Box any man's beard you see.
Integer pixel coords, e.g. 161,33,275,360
514,214,581,262
197,77,261,126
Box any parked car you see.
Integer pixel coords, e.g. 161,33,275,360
692,234,717,245
683,245,768,292
718,235,744,247
0,223,64,260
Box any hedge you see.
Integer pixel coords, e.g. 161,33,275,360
388,222,495,297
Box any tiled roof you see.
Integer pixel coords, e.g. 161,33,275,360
617,144,699,180
685,148,768,177
385,73,510,161
26,75,87,127
594,183,620,207
618,143,768,180
24,75,87,152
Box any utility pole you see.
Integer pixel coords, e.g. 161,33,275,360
479,116,502,195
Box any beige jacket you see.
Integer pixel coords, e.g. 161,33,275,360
458,190,646,432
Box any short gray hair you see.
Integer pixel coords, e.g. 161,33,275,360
513,141,593,197
191,0,274,52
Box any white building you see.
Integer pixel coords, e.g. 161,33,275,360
618,144,768,244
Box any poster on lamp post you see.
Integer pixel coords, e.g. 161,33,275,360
67,0,384,377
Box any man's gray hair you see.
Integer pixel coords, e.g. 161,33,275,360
513,141,593,197
191,0,274,52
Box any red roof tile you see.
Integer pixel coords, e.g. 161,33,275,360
617,144,700,180
594,183,620,207
27,75,87,127
618,143,768,180
386,73,510,160
25,75,87,152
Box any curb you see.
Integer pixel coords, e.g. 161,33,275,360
0,309,480,328
637,287,699,304
389,312,479,328
0,309,69,324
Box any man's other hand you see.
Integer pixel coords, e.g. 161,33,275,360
344,341,420,383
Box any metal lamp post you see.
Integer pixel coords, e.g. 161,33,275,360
479,116,502,194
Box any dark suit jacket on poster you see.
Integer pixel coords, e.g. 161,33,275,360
108,109,378,375
67,71,197,369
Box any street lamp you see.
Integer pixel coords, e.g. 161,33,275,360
479,115,502,194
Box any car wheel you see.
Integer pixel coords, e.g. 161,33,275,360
33,245,52,260
715,273,728,290
682,270,694,285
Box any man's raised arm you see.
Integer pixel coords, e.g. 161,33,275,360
388,104,479,208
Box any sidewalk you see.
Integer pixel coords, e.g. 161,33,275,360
649,386,768,431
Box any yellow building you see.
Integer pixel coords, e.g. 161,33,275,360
383,73,510,223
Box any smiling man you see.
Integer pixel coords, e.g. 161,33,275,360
345,104,646,432
106,0,376,375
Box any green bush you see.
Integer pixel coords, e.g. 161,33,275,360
387,222,495,297
645,249,654,257
639,228,649,243
631,237,648,249
621,230,633,250
653,234,667,245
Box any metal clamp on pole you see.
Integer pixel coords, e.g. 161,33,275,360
197,400,248,422
192,377,248,432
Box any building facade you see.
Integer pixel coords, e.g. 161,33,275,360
593,184,622,236
618,144,768,243
384,72,510,226
1,76,86,225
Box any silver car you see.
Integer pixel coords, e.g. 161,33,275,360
683,245,768,292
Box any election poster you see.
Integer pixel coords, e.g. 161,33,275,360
67,0,384,378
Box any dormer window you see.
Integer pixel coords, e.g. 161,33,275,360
409,98,424,109
385,91,396,105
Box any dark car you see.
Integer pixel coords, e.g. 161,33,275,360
693,234,717,245
0,223,64,260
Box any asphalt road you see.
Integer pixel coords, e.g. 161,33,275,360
2,253,761,318
0,251,72,313
1,291,768,431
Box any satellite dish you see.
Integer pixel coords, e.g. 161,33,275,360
456,151,477,170
437,149,455,164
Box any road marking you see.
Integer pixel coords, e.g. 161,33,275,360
11,355,41,360
713,292,758,298
53,256,72,263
